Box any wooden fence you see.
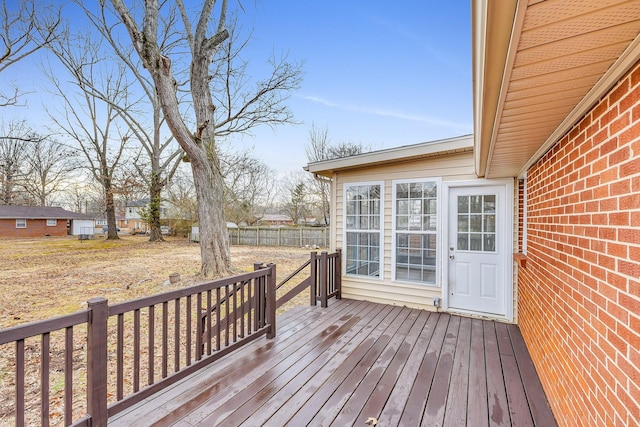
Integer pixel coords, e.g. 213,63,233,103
228,227,329,248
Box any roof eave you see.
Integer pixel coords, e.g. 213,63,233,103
306,134,474,177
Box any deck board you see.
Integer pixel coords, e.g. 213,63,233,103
108,299,557,427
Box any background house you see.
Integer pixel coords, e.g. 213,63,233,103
256,214,294,227
125,198,172,233
0,206,95,238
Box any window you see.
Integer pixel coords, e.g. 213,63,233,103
344,183,383,278
96,219,107,226
393,180,439,285
46,219,57,226
456,194,496,252
16,219,26,228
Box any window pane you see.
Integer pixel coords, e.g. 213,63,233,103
457,215,468,232
483,195,496,213
397,200,408,215
470,196,483,213
346,231,380,278
410,183,422,198
397,215,408,230
469,215,482,232
458,233,468,250
458,196,469,213
396,183,408,199
484,215,495,232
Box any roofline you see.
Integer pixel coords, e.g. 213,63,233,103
305,134,474,176
472,0,518,178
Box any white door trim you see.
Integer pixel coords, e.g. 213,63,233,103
441,179,514,322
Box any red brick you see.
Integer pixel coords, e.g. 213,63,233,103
609,212,629,226
620,157,640,177
610,79,630,104
610,113,631,135
619,194,639,210
619,293,640,316
619,260,640,278
620,83,640,113
618,228,640,244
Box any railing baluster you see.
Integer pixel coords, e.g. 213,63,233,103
215,288,221,351
320,251,328,308
133,309,140,392
174,298,180,372
240,282,245,338
206,290,212,355
16,339,25,426
267,264,277,339
196,293,202,360
310,252,317,305
225,285,230,346
162,302,168,378
248,279,253,334
41,332,50,427
148,305,155,385
64,326,73,426
232,283,237,342
186,295,192,366
117,313,124,400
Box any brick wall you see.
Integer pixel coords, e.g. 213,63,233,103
0,219,68,238
518,61,639,426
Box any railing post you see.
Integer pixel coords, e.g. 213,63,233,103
87,297,108,427
266,263,277,339
309,252,317,306
319,251,328,308
335,248,342,299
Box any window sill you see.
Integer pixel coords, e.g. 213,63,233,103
513,253,527,268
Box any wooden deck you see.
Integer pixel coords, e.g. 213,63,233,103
108,299,556,426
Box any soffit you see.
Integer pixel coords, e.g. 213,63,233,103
477,0,640,178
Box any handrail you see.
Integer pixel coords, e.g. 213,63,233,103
0,265,277,427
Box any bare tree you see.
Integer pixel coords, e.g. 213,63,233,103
23,137,78,205
108,0,303,276
0,120,32,204
0,0,61,106
305,124,372,225
279,171,311,226
222,151,276,225
46,33,133,240
77,3,185,242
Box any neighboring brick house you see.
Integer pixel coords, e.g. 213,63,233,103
0,206,95,238
306,2,639,425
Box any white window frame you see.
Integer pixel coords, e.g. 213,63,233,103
343,181,384,280
46,219,57,226
391,178,442,286
16,219,26,228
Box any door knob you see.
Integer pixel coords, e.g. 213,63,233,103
449,255,455,260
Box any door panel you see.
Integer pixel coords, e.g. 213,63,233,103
448,186,505,316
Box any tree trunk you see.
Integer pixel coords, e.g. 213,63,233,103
191,159,230,277
147,176,164,242
105,183,119,240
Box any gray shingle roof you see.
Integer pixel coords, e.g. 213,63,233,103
0,205,92,220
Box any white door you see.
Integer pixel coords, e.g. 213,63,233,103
448,185,506,316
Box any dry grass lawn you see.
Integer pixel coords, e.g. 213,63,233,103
0,235,314,329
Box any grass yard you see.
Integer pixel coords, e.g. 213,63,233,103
0,236,316,425
0,235,314,329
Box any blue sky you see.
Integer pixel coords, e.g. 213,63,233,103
2,1,472,176
235,1,472,173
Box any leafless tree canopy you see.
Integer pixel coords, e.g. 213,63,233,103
0,0,61,106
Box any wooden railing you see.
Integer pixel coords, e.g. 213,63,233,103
0,266,276,427
0,250,342,427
